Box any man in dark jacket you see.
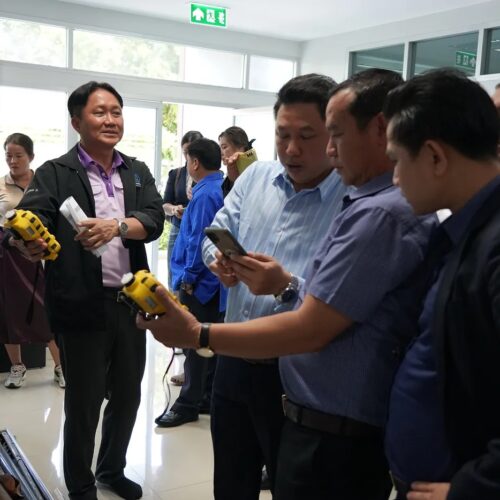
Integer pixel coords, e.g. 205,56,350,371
384,69,500,500
10,81,164,500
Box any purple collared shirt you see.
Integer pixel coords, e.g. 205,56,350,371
77,144,130,287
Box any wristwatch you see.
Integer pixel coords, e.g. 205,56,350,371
275,274,299,304
115,218,129,238
180,282,194,294
196,323,215,358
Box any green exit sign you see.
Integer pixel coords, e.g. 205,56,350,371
455,50,476,71
190,3,227,28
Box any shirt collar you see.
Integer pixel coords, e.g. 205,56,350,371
4,170,34,186
77,143,126,171
273,163,342,201
347,171,394,202
442,174,500,246
192,171,223,193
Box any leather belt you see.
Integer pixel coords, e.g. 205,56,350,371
243,358,277,365
282,397,382,438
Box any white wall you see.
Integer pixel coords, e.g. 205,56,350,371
301,1,500,86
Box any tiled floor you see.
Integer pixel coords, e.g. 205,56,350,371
0,340,273,500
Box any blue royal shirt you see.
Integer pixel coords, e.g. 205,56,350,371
170,171,226,308
201,160,347,323
386,175,500,483
280,171,437,427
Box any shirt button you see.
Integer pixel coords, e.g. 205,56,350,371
243,310,249,316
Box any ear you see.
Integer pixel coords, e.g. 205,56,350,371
423,140,448,177
71,116,81,134
371,112,388,145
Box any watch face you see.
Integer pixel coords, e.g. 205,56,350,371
119,221,128,235
282,288,297,303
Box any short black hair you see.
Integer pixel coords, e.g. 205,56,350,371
181,130,203,146
384,68,498,160
68,81,123,118
218,126,255,151
273,73,337,120
330,69,404,130
186,138,221,171
4,132,34,157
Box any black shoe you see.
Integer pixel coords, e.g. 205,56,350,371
97,476,142,499
155,410,198,428
198,405,211,415
260,467,271,491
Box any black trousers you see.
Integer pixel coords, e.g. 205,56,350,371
211,356,285,500
171,290,221,417
275,419,392,500
57,292,146,500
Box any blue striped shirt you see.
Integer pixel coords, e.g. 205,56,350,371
201,161,347,323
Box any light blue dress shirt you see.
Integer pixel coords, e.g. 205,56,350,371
201,161,347,323
280,172,437,427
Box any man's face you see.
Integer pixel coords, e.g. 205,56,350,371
325,89,380,187
71,89,124,150
275,102,332,191
386,123,440,215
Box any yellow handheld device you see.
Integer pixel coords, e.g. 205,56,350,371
118,270,187,318
4,209,60,260
235,148,258,174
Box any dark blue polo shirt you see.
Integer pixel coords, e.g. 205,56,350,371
385,175,500,483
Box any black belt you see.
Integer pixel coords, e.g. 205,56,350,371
390,473,410,498
103,287,121,299
282,397,382,438
243,358,277,365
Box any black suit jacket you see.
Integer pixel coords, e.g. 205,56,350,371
434,181,500,499
17,145,164,333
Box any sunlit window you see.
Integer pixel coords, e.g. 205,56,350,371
0,17,66,67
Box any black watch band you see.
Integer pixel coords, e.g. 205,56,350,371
199,322,211,348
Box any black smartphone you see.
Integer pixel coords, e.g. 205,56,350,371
204,227,248,258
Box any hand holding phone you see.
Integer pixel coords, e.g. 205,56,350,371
204,227,247,258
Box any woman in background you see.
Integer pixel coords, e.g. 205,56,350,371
218,126,256,196
0,133,65,389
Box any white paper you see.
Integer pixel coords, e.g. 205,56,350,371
60,196,108,257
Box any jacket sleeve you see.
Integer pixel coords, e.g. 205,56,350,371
448,439,500,500
182,193,221,284
15,162,60,233
126,161,165,244
163,168,177,204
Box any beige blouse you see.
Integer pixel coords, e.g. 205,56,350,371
0,172,26,227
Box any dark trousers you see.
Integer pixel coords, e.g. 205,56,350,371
57,293,146,500
211,356,285,500
275,419,392,500
171,290,221,416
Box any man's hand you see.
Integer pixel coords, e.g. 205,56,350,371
208,250,240,287
225,152,242,182
228,252,291,296
76,218,118,250
136,286,201,349
173,205,185,219
407,482,450,500
9,237,46,262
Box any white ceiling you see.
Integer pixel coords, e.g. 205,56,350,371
57,0,491,42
